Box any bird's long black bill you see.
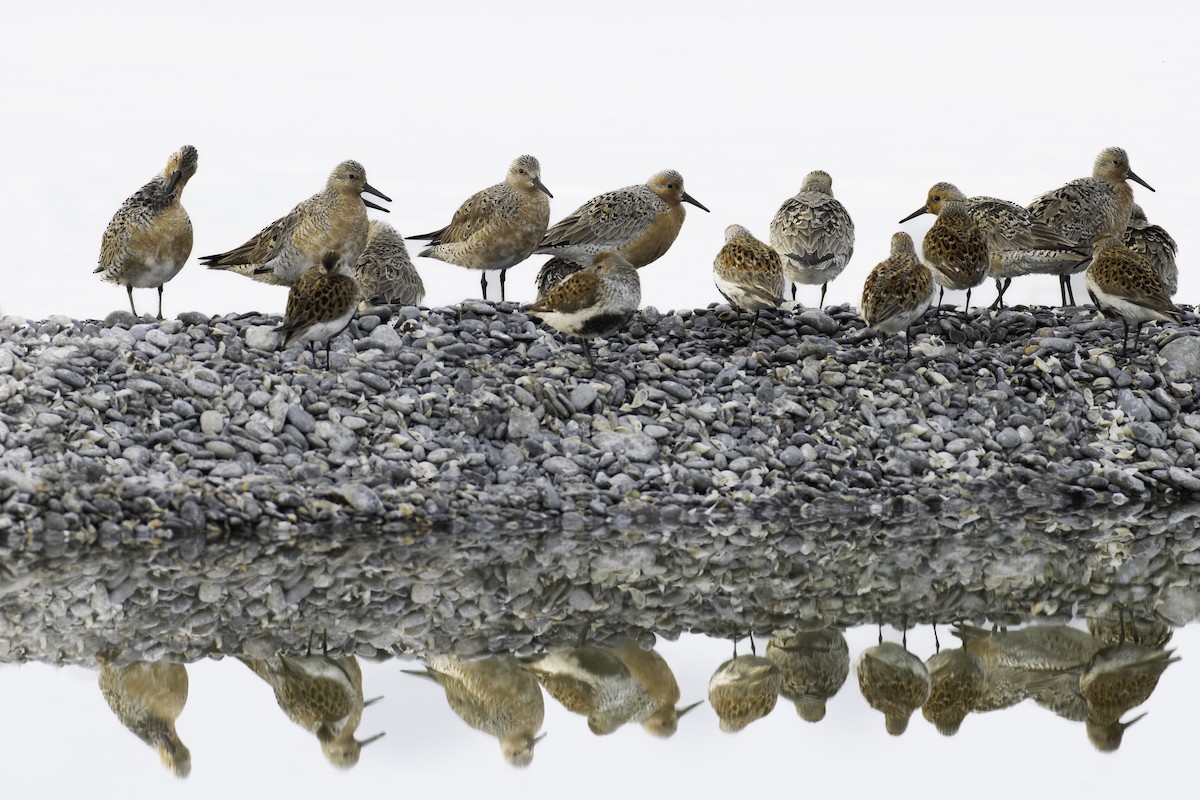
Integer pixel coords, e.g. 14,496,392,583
363,198,390,212
898,207,928,224
682,192,710,212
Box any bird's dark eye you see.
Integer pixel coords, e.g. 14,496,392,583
933,195,941,202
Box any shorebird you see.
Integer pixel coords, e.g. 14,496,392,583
405,654,544,767
922,647,985,736
407,155,551,301
277,251,359,367
520,645,645,735
95,144,198,319
201,160,389,285
712,224,784,338
1087,612,1173,649
953,623,1103,671
764,628,850,723
534,256,583,298
1027,146,1154,305
1123,204,1178,297
534,169,708,282
98,658,191,777
522,251,640,373
239,648,384,769
860,232,934,357
1085,234,1181,357
899,188,988,313
856,626,931,735
1080,643,1179,752
609,640,701,737
354,219,423,310
707,637,782,733
896,182,1084,309
768,170,854,306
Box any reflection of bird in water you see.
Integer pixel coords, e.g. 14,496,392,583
609,641,701,737
953,623,1103,670
708,637,781,733
239,645,384,768
922,646,985,736
1080,643,1179,752
857,626,930,735
765,628,849,722
1087,613,1173,649
406,654,544,766
521,645,646,735
98,658,191,778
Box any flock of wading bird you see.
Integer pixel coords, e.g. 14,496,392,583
95,145,1179,369
94,615,1178,778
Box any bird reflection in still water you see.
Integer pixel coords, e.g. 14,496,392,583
98,657,191,777
707,635,781,733
764,627,850,723
857,624,930,736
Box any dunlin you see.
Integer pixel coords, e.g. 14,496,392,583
712,224,784,337
522,251,640,373
922,647,985,736
856,627,931,736
98,658,191,778
899,187,988,313
406,655,544,767
1123,204,1178,297
610,640,701,737
201,160,389,285
1085,234,1181,357
860,232,933,356
239,649,384,769
707,638,781,733
1081,643,1179,752
768,170,854,306
95,144,198,319
535,169,708,278
1027,146,1154,304
408,155,551,301
354,219,424,310
765,628,850,723
277,251,359,367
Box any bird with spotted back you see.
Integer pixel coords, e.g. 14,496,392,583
713,224,784,339
707,636,781,733
405,654,544,767
860,232,934,357
1123,204,1178,297
899,187,988,314
768,170,854,306
354,219,424,310
98,657,191,778
277,251,359,368
765,628,850,723
897,181,1085,309
96,144,198,319
520,645,646,735
1080,642,1179,752
523,251,640,374
201,160,389,285
857,625,931,736
1085,234,1180,359
239,641,384,769
1027,146,1154,305
407,155,551,301
534,169,708,285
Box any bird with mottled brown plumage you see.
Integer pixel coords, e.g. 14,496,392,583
1027,146,1154,305
899,188,988,313
405,654,544,767
354,219,423,310
765,628,850,723
860,232,933,357
99,658,191,778
523,251,640,373
1087,613,1173,649
708,639,781,733
202,160,389,286
922,647,985,736
713,224,784,337
535,169,708,284
276,251,359,367
769,170,854,306
1085,234,1180,357
857,640,930,736
520,645,646,735
96,145,198,319
239,652,384,769
954,623,1103,671
408,155,551,301
1123,204,1178,297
